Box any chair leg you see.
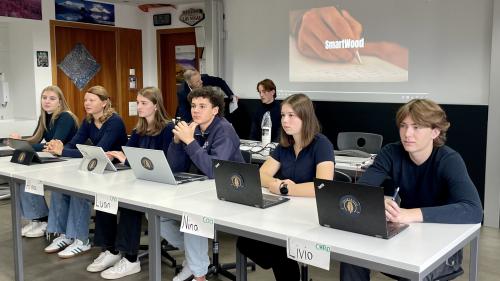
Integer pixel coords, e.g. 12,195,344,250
301,264,309,281
209,232,256,281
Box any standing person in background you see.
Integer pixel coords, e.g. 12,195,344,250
43,85,128,259
249,79,281,142
9,85,79,238
176,69,237,122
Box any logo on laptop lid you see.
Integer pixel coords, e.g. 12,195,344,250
140,157,154,170
87,158,98,171
230,174,244,189
18,151,26,162
339,195,361,216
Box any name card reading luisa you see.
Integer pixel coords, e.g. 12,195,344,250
180,212,215,239
94,193,119,215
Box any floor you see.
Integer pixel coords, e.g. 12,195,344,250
0,195,499,281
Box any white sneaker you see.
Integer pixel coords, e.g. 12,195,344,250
100,257,141,279
173,261,193,281
21,221,36,236
57,239,91,258
44,234,72,253
87,250,122,272
25,222,47,238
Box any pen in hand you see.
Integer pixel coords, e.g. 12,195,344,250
392,187,400,201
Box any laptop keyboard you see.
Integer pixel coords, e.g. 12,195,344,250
262,193,281,205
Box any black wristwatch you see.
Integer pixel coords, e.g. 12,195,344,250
279,182,289,196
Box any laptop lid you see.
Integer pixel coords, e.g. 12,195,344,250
8,138,63,165
213,159,289,208
122,146,207,185
76,144,117,174
314,179,408,239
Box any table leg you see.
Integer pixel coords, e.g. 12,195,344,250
148,211,161,281
10,179,24,281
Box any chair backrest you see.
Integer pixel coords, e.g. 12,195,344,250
337,132,383,154
241,150,252,164
334,170,352,183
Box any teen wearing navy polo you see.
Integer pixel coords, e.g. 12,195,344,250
9,85,78,238
237,93,335,281
85,87,174,279
44,85,128,259
340,99,483,281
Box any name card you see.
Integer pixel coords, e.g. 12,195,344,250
25,178,44,196
180,212,215,239
286,236,331,270
94,193,119,215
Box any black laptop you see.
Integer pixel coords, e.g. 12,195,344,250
314,179,408,239
212,159,289,208
9,138,64,164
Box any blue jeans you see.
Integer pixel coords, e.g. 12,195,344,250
160,217,210,277
47,191,91,241
19,185,48,220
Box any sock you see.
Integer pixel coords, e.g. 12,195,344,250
125,253,137,262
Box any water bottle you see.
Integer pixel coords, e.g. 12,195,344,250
261,111,272,146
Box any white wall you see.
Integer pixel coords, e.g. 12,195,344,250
0,0,145,137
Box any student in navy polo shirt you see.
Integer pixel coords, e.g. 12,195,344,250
163,86,244,281
44,85,128,259
9,85,79,238
237,93,335,281
85,87,174,279
340,99,483,281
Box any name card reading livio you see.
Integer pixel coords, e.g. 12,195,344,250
25,178,44,196
94,194,119,215
180,212,214,239
286,237,331,270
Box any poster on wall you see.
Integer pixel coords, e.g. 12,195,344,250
55,0,115,26
175,45,196,84
36,51,49,67
0,0,42,20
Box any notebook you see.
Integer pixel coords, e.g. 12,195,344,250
122,146,207,185
314,179,408,239
212,159,289,208
76,144,129,174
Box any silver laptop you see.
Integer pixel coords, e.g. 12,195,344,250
76,144,129,174
122,146,208,185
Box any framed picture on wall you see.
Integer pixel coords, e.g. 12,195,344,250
36,51,49,67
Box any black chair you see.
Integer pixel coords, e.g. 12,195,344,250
337,132,383,154
334,170,352,183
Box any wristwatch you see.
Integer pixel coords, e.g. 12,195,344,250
279,182,289,196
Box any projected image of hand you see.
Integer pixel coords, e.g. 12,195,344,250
295,6,362,63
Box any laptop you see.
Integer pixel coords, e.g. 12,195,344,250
212,159,289,208
314,179,408,239
0,146,15,157
122,146,208,184
76,144,129,174
8,138,65,164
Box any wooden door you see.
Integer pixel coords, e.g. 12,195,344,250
157,28,199,118
51,22,117,122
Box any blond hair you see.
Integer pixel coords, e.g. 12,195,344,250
85,85,115,124
26,85,79,144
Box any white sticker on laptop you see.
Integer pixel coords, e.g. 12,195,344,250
286,237,331,270
180,212,214,239
94,193,119,215
25,178,44,196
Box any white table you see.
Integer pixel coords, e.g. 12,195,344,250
3,160,480,281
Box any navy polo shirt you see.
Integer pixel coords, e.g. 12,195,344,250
270,133,335,183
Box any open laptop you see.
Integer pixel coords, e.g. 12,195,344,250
314,179,408,239
212,159,289,208
122,146,208,184
8,138,64,164
76,144,129,174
